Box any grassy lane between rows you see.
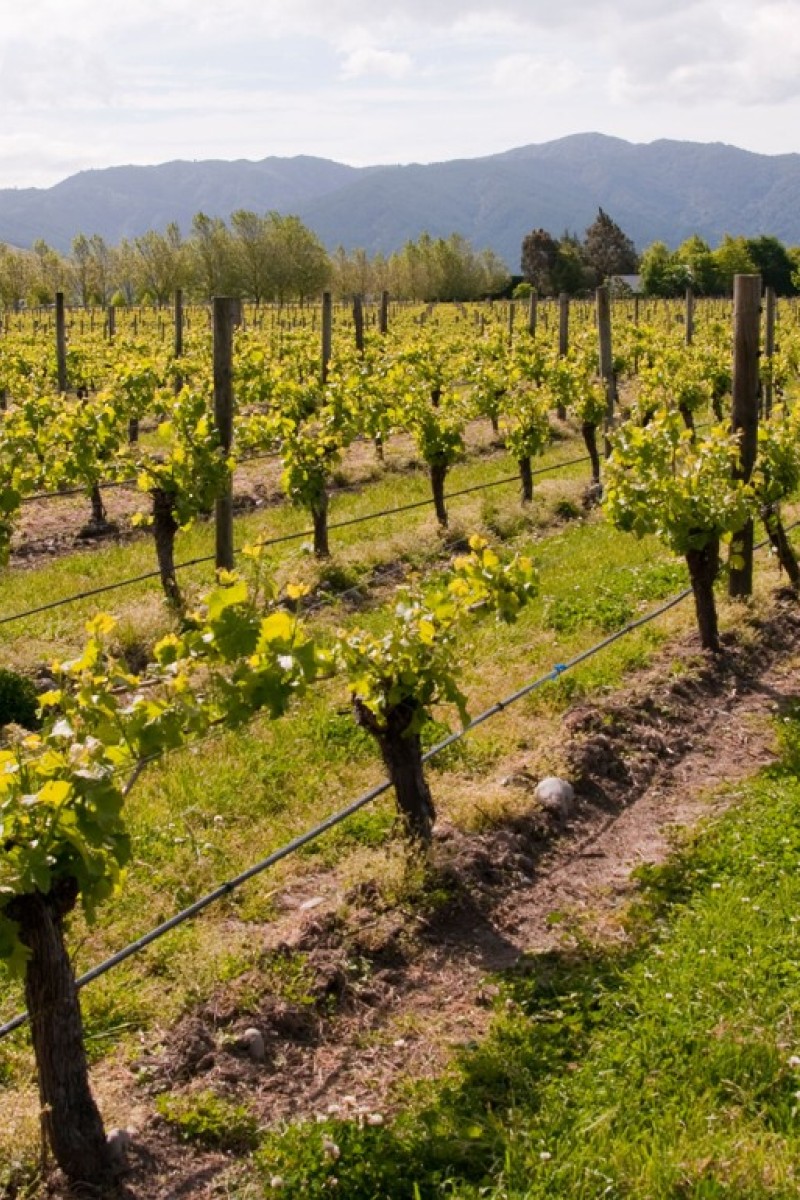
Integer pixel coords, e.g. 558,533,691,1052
0,422,581,670
250,705,800,1198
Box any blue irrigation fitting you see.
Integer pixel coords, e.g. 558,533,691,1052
552,662,567,675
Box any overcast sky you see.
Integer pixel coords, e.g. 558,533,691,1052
2,0,799,189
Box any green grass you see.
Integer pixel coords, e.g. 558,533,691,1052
251,711,800,1199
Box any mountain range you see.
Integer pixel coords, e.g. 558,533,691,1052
2,133,799,269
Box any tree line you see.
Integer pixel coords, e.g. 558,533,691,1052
0,215,509,309
519,208,800,297
3,201,800,309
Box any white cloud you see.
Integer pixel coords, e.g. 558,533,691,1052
1,0,800,189
339,46,413,80
490,53,581,95
607,0,800,105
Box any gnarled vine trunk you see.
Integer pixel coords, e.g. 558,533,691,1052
353,697,435,843
90,483,107,527
686,534,721,652
581,421,601,487
761,503,800,588
152,487,182,608
728,519,755,599
312,490,330,558
519,457,533,505
7,882,113,1188
430,461,449,529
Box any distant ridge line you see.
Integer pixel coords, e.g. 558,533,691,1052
2,133,799,265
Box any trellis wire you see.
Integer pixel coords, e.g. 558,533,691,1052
0,455,587,627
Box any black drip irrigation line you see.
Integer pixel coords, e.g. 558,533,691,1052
0,577,701,1042
0,454,589,628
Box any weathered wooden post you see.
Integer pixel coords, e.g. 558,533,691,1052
213,296,235,573
321,290,333,384
556,292,570,419
685,287,695,346
728,274,761,599
763,285,776,418
597,284,617,456
353,294,365,353
527,290,537,338
55,292,68,393
174,288,184,358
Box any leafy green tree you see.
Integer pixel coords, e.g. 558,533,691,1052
387,233,508,301
583,209,638,284
133,224,186,305
0,244,34,309
788,246,800,292
330,245,375,299
70,234,93,306
521,228,559,295
745,235,796,295
553,233,592,295
639,241,688,297
112,238,140,305
712,235,756,295
30,240,69,305
265,213,331,302
388,237,433,300
675,235,719,295
87,234,114,305
188,213,238,300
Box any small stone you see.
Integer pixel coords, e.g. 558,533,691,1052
535,776,575,818
366,1113,384,1126
106,1127,132,1166
241,1027,266,1062
299,896,324,911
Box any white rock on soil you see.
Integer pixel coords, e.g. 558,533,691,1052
241,1026,266,1062
534,776,575,818
106,1127,132,1165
